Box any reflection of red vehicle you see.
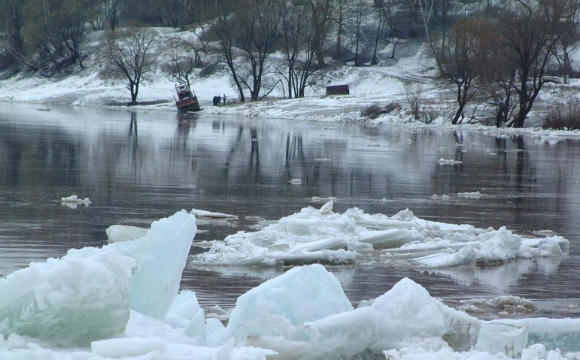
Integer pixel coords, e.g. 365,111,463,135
175,84,201,112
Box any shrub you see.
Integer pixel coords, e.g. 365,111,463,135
361,102,401,119
542,102,580,130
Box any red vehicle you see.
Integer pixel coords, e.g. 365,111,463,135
175,84,201,112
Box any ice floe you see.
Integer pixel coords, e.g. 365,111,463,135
1,236,580,360
190,209,238,220
457,191,483,199
437,158,463,165
60,195,92,205
60,195,92,209
106,225,149,243
190,202,568,268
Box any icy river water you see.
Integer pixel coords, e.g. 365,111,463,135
1,103,579,320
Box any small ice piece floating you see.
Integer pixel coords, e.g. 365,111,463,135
289,179,302,185
310,196,337,202
190,209,238,220
61,195,92,208
190,202,568,268
458,191,483,199
438,158,463,165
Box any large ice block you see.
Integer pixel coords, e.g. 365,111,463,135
0,250,134,346
495,318,580,352
77,210,197,319
294,277,481,359
475,322,528,357
223,264,353,344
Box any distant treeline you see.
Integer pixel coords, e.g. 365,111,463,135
2,0,580,128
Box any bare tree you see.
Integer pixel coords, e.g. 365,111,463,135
434,18,491,124
278,1,307,98
278,0,322,98
308,0,333,66
553,4,580,84
103,27,158,104
163,38,201,87
210,0,246,102
235,1,278,101
24,0,88,74
159,0,196,29
498,0,580,128
333,0,347,56
0,0,29,70
372,0,388,65
353,0,364,66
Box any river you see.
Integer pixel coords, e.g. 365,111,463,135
1,103,579,320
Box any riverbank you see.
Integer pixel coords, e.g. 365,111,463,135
2,28,580,138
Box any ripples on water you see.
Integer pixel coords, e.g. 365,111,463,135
0,103,579,319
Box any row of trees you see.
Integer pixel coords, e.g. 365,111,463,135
2,0,580,128
424,0,580,127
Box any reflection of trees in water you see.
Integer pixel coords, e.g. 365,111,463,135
0,124,81,187
129,112,141,181
249,128,261,183
494,135,538,191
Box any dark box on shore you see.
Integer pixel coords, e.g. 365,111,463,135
326,84,350,96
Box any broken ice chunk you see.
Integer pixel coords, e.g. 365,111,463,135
222,264,353,344
458,191,483,199
475,322,528,357
190,209,237,220
76,210,197,320
60,194,91,205
106,225,149,244
438,158,463,165
0,250,134,346
164,290,203,329
294,278,481,358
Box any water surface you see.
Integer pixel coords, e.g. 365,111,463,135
1,103,579,319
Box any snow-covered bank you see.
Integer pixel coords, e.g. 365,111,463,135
0,210,578,360
3,27,580,140
191,202,568,268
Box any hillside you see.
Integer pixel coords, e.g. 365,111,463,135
2,0,580,129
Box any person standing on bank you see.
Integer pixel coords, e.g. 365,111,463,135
223,94,226,106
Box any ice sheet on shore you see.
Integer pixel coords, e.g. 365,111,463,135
190,202,568,267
